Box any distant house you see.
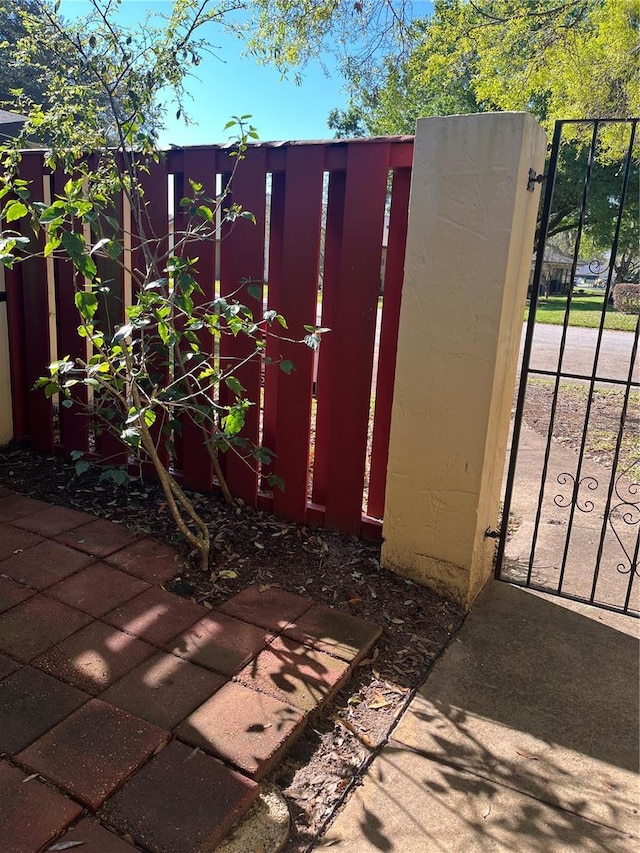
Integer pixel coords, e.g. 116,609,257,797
0,109,28,142
529,249,600,295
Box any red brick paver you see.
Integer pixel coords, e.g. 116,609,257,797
104,585,206,645
217,582,313,631
282,603,383,662
0,575,34,613
0,665,89,755
47,561,149,617
34,620,157,694
107,537,183,583
0,521,42,561
56,517,140,557
0,493,51,522
168,610,273,676
0,761,82,853
0,652,21,681
52,816,140,852
235,634,350,712
18,698,169,810
12,504,94,536
103,651,226,729
0,497,382,852
0,594,92,662
103,739,259,853
176,680,307,779
0,539,95,589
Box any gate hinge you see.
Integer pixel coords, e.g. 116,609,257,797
527,168,546,192
485,528,501,539
0,292,6,303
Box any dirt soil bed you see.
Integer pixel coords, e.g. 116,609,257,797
0,445,465,852
522,379,640,480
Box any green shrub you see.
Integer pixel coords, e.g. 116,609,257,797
612,282,640,315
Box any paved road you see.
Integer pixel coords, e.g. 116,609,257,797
520,322,638,384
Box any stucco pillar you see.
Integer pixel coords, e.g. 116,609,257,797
0,264,13,446
382,112,546,609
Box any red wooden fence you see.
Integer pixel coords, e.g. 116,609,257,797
6,137,414,539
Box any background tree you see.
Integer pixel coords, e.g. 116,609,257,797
331,0,639,137
329,0,638,283
0,0,49,107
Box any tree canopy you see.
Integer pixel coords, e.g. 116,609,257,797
330,0,640,136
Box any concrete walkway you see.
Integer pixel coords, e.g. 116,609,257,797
503,424,639,613
0,489,380,852
323,581,639,852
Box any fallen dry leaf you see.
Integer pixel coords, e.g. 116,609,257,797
367,693,394,710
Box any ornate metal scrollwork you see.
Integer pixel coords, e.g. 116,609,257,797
609,465,640,578
554,472,598,513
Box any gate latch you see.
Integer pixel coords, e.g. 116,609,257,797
527,168,546,192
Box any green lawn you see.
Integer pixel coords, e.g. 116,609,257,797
524,293,638,332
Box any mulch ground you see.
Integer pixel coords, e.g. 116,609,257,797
0,444,465,852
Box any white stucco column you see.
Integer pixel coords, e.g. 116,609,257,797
0,264,13,446
382,112,547,609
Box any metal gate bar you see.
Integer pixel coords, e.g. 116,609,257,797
496,118,639,616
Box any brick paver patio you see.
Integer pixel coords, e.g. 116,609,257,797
0,490,381,852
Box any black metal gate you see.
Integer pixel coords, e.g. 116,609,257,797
496,119,639,616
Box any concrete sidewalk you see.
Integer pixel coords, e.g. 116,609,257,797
322,581,640,852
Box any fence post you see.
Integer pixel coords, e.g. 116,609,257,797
0,264,13,446
382,112,547,609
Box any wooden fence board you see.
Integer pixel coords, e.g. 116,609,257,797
323,142,390,534
367,167,411,519
18,153,54,454
271,145,325,523
219,147,267,505
174,149,219,492
311,169,346,507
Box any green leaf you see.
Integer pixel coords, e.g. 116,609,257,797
4,200,28,222
174,293,194,315
253,446,274,464
224,375,245,397
44,235,62,257
218,569,238,579
61,399,74,408
279,359,294,374
221,401,250,436
248,283,262,300
62,231,97,279
74,460,90,476
196,205,213,222
74,290,98,321
101,467,130,487
266,473,285,492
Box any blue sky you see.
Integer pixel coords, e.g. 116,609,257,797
60,1,433,146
